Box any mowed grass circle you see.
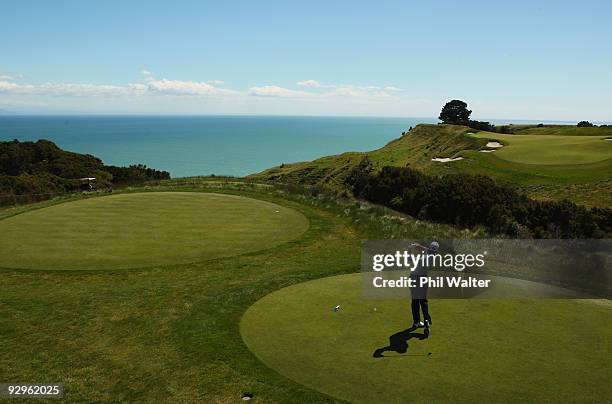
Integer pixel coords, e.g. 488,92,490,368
241,274,612,403
0,192,309,270
472,132,612,165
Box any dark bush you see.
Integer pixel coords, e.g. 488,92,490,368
104,164,170,185
1,139,170,205
577,121,594,127
467,120,495,131
348,165,610,238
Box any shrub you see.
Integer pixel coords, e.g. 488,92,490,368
1,139,170,205
468,120,495,131
348,165,611,238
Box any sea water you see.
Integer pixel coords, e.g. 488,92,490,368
0,115,432,177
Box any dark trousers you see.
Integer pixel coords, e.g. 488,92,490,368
411,299,430,324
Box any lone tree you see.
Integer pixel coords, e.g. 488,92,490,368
439,100,472,124
577,120,594,127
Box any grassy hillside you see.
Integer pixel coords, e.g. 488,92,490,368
251,124,612,207
251,124,484,188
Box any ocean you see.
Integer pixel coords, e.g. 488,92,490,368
0,115,433,177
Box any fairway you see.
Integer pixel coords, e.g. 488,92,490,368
0,192,309,270
241,274,612,403
472,132,612,165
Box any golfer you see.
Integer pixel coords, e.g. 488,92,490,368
409,241,439,329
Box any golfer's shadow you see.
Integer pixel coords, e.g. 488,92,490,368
372,326,429,358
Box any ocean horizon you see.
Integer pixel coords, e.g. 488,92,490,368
0,115,433,177
0,115,586,178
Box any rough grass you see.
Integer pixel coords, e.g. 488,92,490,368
241,273,612,403
522,179,612,208
455,150,612,185
0,192,309,270
1,183,609,402
250,124,612,207
1,182,473,402
516,126,612,137
0,187,355,402
250,124,482,187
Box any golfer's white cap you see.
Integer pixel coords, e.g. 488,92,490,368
429,241,440,250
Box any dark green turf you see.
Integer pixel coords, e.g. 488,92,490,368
241,273,612,403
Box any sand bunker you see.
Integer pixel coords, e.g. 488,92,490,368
431,157,464,162
479,149,496,153
605,138,612,141
486,141,503,148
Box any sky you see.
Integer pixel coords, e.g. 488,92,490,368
1,0,611,121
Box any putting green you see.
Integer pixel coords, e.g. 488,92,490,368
0,192,309,270
472,132,612,165
241,273,612,403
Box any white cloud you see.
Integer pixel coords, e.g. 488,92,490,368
297,79,323,88
250,82,399,99
0,73,24,81
43,83,130,96
322,85,397,99
0,81,132,96
146,79,236,96
295,80,401,98
0,74,415,115
0,81,22,91
139,72,226,87
248,85,312,98
324,86,365,97
0,73,402,100
128,83,148,92
0,78,238,97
